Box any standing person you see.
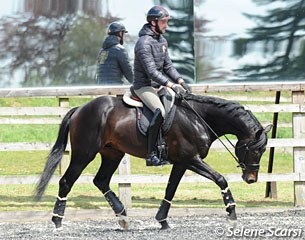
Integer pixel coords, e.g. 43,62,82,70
96,22,133,85
133,6,192,166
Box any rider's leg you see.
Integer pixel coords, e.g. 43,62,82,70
147,108,165,165
134,86,166,117
134,87,169,166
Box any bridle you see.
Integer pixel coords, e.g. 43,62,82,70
181,95,265,171
235,134,267,171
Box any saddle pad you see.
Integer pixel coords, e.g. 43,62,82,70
136,104,176,136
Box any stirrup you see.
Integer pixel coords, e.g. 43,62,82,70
146,152,170,167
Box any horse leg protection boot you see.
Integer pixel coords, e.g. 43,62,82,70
104,190,125,215
52,196,67,228
146,109,169,166
221,187,237,220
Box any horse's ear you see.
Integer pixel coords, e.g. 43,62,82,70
264,124,273,134
255,129,263,139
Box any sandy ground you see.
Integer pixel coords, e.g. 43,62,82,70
0,208,304,240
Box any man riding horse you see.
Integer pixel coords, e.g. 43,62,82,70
133,6,192,166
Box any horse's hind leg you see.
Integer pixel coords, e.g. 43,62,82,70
93,151,128,229
52,152,94,229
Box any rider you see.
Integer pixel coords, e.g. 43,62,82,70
133,6,192,166
96,22,133,85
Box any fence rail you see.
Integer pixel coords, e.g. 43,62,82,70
0,82,305,207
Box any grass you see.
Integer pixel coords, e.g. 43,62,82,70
0,182,294,212
0,93,298,212
0,149,295,212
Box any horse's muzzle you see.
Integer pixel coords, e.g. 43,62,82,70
243,172,258,184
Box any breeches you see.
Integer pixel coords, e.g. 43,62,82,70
134,86,166,118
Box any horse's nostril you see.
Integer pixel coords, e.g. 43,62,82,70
247,178,256,184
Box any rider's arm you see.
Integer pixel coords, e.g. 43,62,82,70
135,42,170,86
117,47,134,83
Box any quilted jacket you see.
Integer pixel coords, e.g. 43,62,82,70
133,24,182,90
96,35,133,85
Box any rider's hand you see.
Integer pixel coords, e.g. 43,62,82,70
172,84,186,98
180,82,192,93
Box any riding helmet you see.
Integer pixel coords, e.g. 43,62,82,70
146,6,171,22
108,22,128,35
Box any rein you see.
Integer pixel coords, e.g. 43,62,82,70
180,95,244,169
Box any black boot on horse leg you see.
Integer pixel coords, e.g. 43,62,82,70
52,196,67,229
221,187,237,220
104,190,128,229
146,108,170,166
155,199,171,230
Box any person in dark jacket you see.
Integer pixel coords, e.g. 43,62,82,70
96,22,133,85
133,6,192,166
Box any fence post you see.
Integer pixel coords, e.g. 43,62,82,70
292,91,305,207
58,97,70,175
118,154,132,208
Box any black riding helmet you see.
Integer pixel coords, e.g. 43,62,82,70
108,22,128,35
146,6,171,22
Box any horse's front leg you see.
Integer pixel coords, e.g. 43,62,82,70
187,158,237,220
221,187,237,220
156,163,186,230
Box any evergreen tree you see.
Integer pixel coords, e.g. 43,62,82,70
235,0,305,80
155,0,195,83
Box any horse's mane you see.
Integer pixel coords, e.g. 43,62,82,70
183,93,263,132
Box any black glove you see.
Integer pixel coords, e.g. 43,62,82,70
181,82,192,93
172,84,186,98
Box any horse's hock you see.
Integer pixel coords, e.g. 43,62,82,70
0,83,305,207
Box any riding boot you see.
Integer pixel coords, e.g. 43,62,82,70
146,108,170,166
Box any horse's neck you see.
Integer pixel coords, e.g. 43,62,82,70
215,106,257,140
192,97,258,140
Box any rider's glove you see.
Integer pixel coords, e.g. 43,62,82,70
172,84,186,98
181,82,192,93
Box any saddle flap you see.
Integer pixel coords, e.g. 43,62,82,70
122,87,177,136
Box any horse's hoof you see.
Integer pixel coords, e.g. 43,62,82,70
160,220,170,230
118,215,129,230
53,226,63,232
227,212,237,221
52,216,63,229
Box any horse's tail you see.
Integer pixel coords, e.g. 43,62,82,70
35,107,78,201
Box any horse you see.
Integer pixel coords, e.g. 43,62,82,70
35,92,271,230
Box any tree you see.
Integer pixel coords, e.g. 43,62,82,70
0,0,118,87
234,0,305,80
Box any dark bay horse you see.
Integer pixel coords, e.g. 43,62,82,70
35,93,271,230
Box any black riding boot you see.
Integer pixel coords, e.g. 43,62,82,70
146,109,170,166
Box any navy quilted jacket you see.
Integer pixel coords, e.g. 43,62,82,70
133,24,182,90
96,35,133,85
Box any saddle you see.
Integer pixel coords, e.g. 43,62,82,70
122,87,177,136
123,87,177,164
